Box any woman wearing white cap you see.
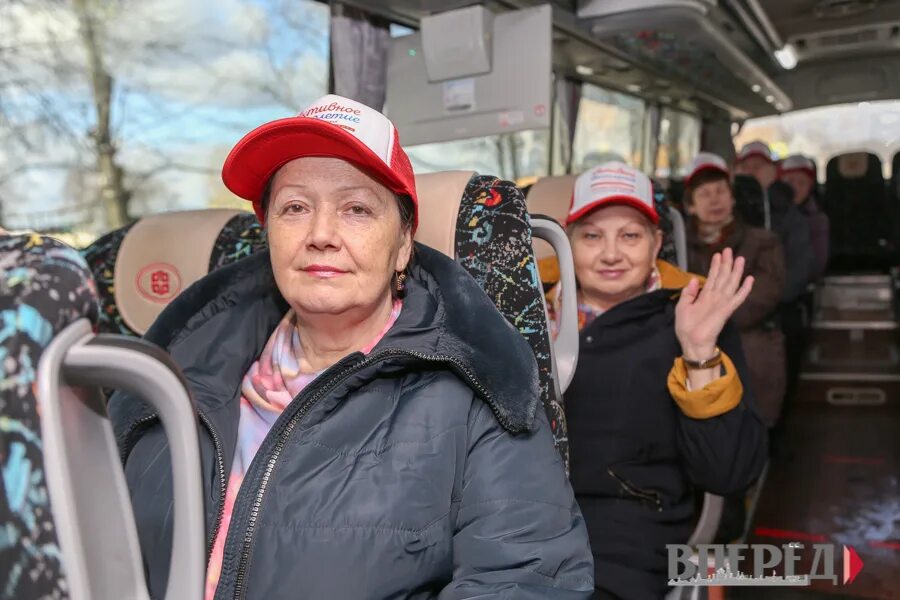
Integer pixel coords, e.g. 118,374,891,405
779,154,829,280
547,162,767,599
735,141,812,304
110,95,594,600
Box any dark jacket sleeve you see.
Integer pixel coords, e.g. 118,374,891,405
779,208,813,302
733,231,786,329
439,401,594,599
674,321,769,495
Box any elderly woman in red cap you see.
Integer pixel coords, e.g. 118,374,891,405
547,162,767,600
110,95,593,600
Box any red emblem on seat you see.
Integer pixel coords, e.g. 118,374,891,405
136,263,182,303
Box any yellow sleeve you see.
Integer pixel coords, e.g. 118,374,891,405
537,256,560,286
667,352,743,419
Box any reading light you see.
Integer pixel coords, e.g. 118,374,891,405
774,44,797,70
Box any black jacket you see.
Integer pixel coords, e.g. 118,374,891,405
110,244,594,599
734,176,812,301
565,287,768,600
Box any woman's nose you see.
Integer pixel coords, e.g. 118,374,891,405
599,240,622,262
307,209,339,249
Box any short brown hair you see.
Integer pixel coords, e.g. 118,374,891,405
684,169,731,206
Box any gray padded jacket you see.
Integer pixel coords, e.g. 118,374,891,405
110,244,594,600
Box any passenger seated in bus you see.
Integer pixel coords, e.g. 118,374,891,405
735,141,812,305
684,153,787,428
109,94,594,600
547,162,767,600
779,155,829,281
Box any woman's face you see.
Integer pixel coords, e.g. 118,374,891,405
688,179,735,227
570,204,662,309
781,171,815,204
736,156,777,189
266,157,412,320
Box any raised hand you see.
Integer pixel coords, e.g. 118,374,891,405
675,247,754,362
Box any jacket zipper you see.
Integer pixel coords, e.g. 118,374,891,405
607,468,663,511
231,348,497,600
120,409,227,564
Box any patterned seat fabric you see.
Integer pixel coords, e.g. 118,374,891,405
652,179,679,266
0,233,99,600
456,175,569,468
81,213,266,336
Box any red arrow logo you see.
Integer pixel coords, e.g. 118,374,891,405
843,545,864,584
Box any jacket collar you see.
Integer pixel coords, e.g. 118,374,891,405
141,243,540,433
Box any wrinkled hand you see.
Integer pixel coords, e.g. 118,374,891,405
675,248,754,361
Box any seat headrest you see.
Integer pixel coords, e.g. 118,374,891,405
525,175,576,261
413,171,476,258
114,209,244,335
837,153,873,179
525,175,576,224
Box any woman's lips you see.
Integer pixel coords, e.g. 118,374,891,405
597,269,626,279
302,265,347,278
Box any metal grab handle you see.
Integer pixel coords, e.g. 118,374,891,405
530,215,579,394
667,206,689,272
38,319,204,600
686,493,724,547
64,333,205,600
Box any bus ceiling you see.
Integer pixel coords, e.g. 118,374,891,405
345,0,900,118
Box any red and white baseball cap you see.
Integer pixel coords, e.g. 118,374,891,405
779,154,816,178
686,152,729,185
222,94,418,229
567,162,658,226
737,141,773,164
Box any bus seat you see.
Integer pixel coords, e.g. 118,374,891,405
414,171,570,469
1,234,205,599
824,152,893,269
81,210,266,336
652,179,688,270
1,234,95,599
524,175,575,280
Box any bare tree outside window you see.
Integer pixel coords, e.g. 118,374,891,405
0,0,330,236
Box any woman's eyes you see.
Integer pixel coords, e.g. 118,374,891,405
622,232,642,241
282,202,308,214
346,204,372,216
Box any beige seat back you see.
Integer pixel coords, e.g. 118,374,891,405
113,210,243,335
413,171,476,256
837,153,871,179
525,175,576,261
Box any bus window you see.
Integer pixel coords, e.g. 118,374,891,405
655,109,701,179
0,0,330,238
734,100,900,180
572,83,645,172
405,129,551,183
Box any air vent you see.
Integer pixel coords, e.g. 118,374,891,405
814,0,878,20
789,22,900,59
821,28,879,46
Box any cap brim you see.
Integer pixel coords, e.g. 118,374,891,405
222,118,411,222
737,150,773,164
566,195,659,226
686,164,729,186
780,166,816,178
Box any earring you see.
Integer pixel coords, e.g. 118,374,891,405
395,272,407,293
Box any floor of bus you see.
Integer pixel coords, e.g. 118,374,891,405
731,400,899,599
